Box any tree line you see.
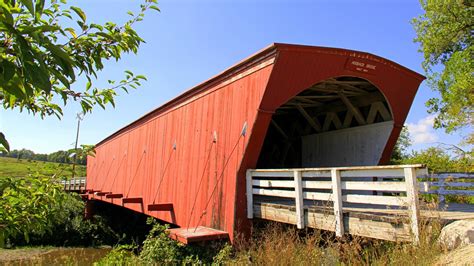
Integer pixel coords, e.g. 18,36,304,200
0,148,87,165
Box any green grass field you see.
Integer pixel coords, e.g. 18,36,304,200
0,157,86,179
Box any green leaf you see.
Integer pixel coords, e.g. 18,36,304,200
0,6,14,25
70,6,86,22
149,5,160,12
19,25,59,34
1,60,16,82
0,132,9,152
35,0,45,19
19,0,34,16
64,27,77,38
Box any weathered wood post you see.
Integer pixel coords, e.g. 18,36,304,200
438,174,446,204
246,169,253,219
331,168,344,237
293,170,304,229
404,167,420,244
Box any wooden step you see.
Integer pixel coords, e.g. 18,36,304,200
105,193,123,199
148,203,173,211
122,197,143,204
95,192,111,196
168,226,229,244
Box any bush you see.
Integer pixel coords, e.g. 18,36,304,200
0,174,67,247
1,173,121,247
95,244,141,265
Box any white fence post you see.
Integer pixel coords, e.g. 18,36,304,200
331,168,344,237
404,167,420,244
246,169,254,219
438,174,446,204
294,170,304,229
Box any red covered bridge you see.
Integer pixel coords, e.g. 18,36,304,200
85,43,435,243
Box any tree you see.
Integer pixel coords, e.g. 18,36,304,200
412,0,473,135
390,126,412,164
403,146,473,173
0,0,159,151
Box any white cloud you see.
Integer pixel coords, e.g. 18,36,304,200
406,115,439,145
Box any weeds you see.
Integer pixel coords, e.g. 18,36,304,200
97,216,447,265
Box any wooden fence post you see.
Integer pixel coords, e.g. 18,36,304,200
294,170,304,229
331,168,344,237
246,170,253,219
438,174,446,204
404,167,420,244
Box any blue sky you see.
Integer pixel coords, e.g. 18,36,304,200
1,0,463,154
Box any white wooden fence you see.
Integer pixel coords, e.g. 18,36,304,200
61,177,86,191
420,173,474,203
246,165,428,242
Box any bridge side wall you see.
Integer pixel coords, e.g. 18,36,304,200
87,58,275,241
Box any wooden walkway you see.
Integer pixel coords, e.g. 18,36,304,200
246,166,474,243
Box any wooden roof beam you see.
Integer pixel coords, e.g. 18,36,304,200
337,91,367,125
293,96,323,105
326,80,370,94
271,119,289,140
296,105,321,132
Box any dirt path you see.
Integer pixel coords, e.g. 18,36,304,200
0,247,111,265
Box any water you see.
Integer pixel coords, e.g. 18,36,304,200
0,247,111,266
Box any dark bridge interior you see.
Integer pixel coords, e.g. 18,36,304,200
256,76,393,169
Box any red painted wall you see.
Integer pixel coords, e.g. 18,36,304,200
87,44,424,241
87,53,276,241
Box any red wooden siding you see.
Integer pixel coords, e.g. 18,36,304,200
87,43,424,242
87,52,276,240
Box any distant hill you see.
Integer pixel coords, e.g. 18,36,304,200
0,157,86,179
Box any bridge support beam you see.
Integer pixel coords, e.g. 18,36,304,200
148,203,173,211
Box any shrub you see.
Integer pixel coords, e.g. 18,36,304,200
1,173,121,247
95,244,141,265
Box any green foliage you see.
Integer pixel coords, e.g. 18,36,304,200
0,157,86,178
0,172,121,247
0,132,9,152
94,245,141,266
1,146,94,165
139,219,199,264
0,173,67,247
0,0,159,151
402,147,473,173
212,243,233,265
98,218,230,265
390,126,412,164
412,0,473,134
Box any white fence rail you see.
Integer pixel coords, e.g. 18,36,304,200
60,177,86,191
420,173,474,203
246,165,427,242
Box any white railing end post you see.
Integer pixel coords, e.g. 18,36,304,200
246,169,254,219
404,167,420,244
293,170,304,229
331,168,344,237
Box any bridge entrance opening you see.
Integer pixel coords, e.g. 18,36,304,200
256,76,394,169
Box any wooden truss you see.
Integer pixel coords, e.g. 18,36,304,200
261,77,393,167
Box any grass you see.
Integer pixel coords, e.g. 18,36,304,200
0,157,86,179
227,222,446,265
96,220,448,265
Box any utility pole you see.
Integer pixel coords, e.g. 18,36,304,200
71,112,84,180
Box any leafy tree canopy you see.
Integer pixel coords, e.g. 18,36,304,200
390,126,412,164
412,0,473,135
0,0,159,151
403,146,473,173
